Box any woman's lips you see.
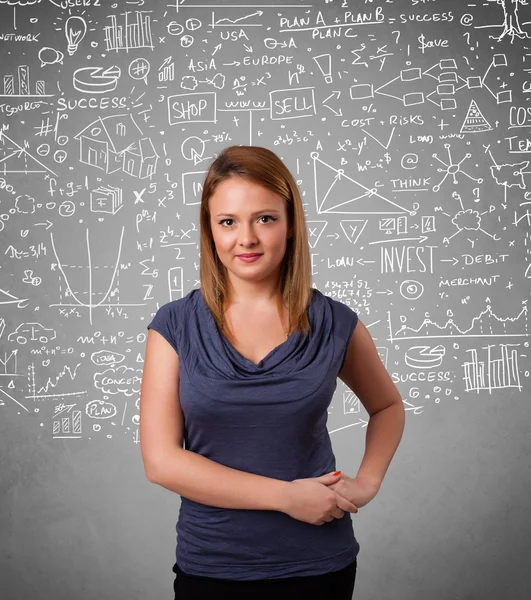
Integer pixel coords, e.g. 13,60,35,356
236,254,262,262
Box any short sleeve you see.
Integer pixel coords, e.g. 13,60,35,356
147,301,180,355
333,300,358,372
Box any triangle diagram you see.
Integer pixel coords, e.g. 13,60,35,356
0,131,57,176
312,153,410,214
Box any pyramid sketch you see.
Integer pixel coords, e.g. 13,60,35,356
460,100,492,133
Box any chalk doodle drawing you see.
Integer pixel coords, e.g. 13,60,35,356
0,0,529,445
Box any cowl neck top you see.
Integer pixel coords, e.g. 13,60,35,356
189,287,333,398
199,289,304,371
147,286,359,581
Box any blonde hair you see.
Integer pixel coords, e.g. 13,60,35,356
199,145,314,344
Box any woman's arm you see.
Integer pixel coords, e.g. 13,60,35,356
338,320,406,489
140,329,289,511
149,446,289,511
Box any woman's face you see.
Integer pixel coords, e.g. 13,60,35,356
209,176,292,286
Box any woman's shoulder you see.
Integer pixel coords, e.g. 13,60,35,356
146,289,201,355
313,288,358,339
149,288,199,324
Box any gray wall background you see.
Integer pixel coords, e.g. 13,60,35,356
1,0,530,598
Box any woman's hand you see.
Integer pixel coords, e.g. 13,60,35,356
282,471,359,526
325,473,381,510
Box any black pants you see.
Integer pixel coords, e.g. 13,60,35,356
173,558,357,600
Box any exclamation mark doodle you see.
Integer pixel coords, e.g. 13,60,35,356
407,44,411,66
313,54,332,83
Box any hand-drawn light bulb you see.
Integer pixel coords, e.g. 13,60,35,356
65,16,87,56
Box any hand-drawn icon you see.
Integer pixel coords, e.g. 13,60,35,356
0,64,52,98
38,47,64,67
313,54,332,83
338,220,368,246
270,87,316,120
167,91,217,125
460,100,492,133
181,136,207,164
14,194,35,214
488,0,530,42
74,114,158,178
464,343,522,392
7,322,57,344
181,73,225,91
401,154,419,170
94,365,142,396
405,346,446,369
0,347,18,378
65,16,87,56
432,144,483,192
400,280,424,301
90,350,125,366
128,58,150,84
159,57,174,82
90,185,123,214
86,399,117,420
73,66,121,94
104,10,154,52
490,161,529,189
53,403,82,439
445,206,501,244
22,270,41,286
343,389,360,415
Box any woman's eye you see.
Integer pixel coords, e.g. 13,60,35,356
218,216,277,227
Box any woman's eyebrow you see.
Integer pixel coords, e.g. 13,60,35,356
216,209,281,217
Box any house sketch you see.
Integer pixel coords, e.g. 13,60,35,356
74,113,158,178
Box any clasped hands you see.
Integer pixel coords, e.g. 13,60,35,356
326,473,381,511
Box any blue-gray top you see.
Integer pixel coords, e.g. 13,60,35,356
147,287,359,581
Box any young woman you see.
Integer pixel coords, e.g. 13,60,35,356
140,145,405,600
